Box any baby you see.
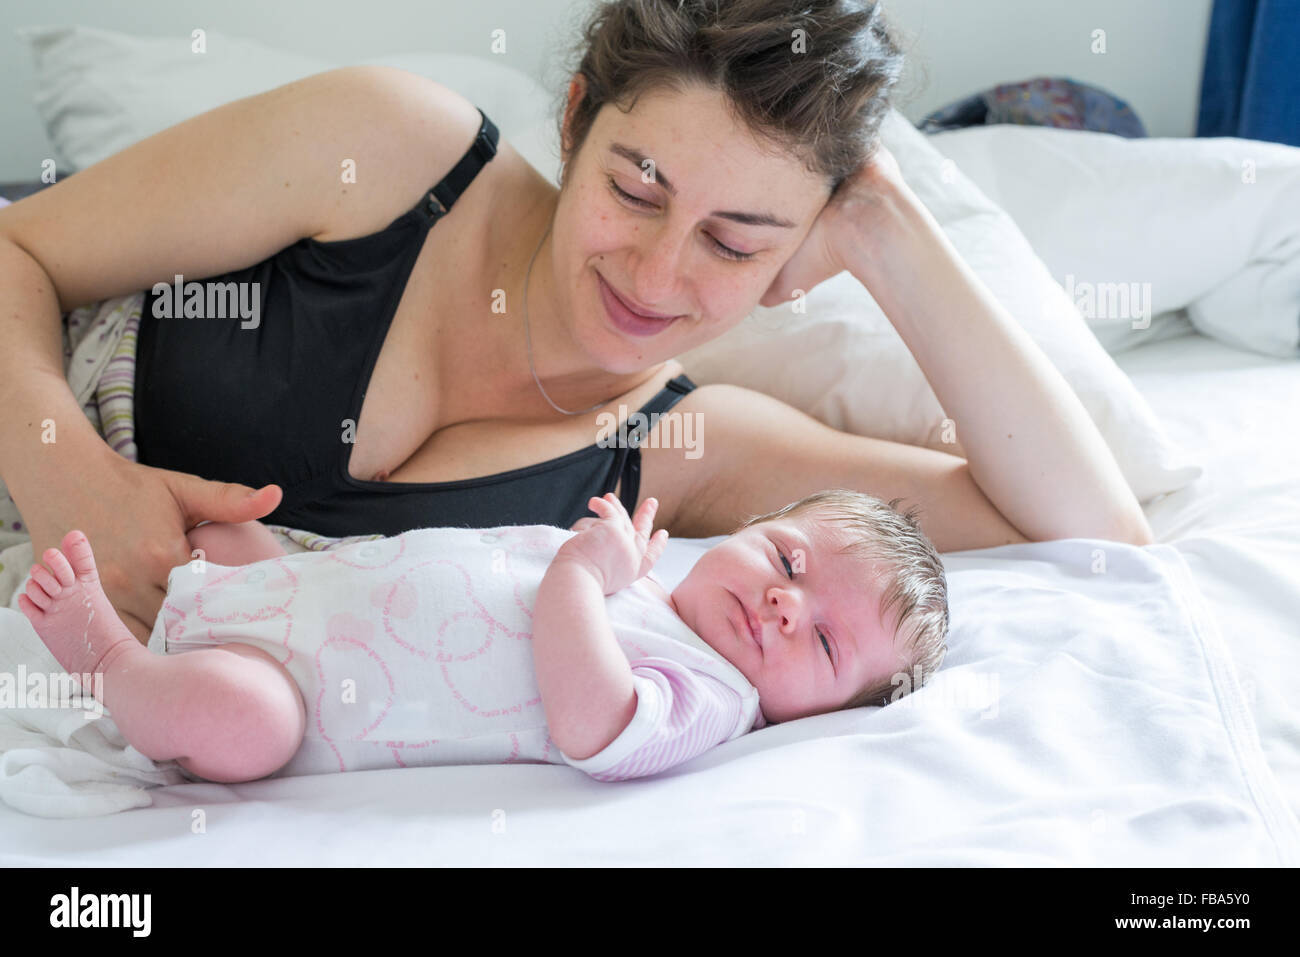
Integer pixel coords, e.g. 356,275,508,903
18,487,948,784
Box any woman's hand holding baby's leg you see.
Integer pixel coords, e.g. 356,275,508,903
18,531,305,783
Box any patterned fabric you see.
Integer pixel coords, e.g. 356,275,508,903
92,305,140,462
918,76,1148,137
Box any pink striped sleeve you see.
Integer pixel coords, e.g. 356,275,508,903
558,656,752,781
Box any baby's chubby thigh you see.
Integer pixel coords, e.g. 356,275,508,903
186,521,287,567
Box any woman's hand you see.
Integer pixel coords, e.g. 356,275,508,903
559,494,669,596
759,142,914,308
24,451,282,643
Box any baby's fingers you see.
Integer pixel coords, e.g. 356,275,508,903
590,494,641,535
587,494,622,519
631,497,659,539
639,528,670,578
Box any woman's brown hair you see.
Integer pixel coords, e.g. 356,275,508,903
553,0,907,195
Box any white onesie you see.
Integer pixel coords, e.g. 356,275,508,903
147,524,764,780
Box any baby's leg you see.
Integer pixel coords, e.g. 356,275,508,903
187,520,287,566
17,531,305,783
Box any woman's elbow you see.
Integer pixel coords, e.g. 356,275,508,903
1026,514,1155,547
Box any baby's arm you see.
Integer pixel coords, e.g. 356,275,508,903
534,556,638,761
533,493,667,761
187,520,286,566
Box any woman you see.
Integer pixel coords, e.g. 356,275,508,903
0,0,1151,643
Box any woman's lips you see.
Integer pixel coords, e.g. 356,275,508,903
597,272,680,337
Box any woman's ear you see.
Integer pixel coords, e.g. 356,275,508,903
559,73,589,169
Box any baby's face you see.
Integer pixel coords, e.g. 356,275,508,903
667,514,904,724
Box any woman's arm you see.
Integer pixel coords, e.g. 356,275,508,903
0,66,468,640
659,384,1030,552
840,177,1153,546
743,146,1153,547
0,235,283,642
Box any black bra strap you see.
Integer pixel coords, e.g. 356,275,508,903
615,373,699,514
425,107,500,217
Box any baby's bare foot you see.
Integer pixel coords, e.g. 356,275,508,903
17,530,139,688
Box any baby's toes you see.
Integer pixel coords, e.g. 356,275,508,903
17,592,44,624
60,530,100,583
24,574,53,611
30,561,63,600
41,547,75,588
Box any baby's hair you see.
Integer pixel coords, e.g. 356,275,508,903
734,488,949,716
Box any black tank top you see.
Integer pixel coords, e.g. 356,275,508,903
134,107,698,537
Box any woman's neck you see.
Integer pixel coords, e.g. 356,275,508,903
481,183,665,417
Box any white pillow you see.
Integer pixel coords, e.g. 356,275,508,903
677,109,1202,504
17,24,555,172
926,124,1300,358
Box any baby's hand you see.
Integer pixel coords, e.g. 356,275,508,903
558,494,669,595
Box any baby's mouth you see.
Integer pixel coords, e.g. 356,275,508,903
730,591,761,654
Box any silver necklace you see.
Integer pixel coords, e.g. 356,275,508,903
523,220,611,416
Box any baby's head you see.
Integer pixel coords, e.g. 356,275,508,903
668,489,949,725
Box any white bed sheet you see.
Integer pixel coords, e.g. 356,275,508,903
0,330,1296,866
1112,330,1300,823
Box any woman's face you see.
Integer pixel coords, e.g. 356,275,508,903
551,79,833,374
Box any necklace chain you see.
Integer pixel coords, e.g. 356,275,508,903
523,220,611,416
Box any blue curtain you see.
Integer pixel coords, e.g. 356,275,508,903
1196,0,1300,146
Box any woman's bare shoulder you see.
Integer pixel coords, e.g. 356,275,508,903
308,67,489,244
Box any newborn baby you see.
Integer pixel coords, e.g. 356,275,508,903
18,488,948,783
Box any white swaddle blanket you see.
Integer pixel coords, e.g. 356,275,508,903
150,524,762,780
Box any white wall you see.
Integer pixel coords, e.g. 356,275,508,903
0,0,574,181
882,0,1215,137
0,0,1215,182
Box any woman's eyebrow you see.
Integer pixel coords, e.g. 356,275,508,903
607,143,798,228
